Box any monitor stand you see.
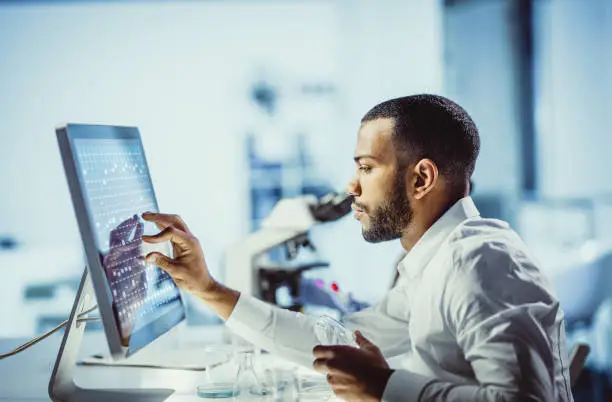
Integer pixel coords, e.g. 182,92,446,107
48,268,175,402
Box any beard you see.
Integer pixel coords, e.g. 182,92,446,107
357,170,413,243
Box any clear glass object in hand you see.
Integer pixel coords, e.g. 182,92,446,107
314,316,357,347
233,350,264,401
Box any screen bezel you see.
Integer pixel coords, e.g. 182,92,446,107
56,123,185,359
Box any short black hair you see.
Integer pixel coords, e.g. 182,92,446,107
361,94,480,190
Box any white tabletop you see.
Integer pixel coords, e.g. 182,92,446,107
0,324,313,401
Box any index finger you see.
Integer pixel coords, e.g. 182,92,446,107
313,345,340,359
313,357,352,376
142,226,193,249
313,357,334,374
142,212,190,233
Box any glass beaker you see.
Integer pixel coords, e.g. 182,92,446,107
314,316,357,347
260,368,277,400
233,350,264,401
274,368,300,402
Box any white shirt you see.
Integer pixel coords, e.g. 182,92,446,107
226,197,573,401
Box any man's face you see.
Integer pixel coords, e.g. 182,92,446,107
346,118,413,243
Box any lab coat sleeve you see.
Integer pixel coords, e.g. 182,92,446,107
382,244,569,402
224,293,320,368
225,291,407,369
343,287,414,359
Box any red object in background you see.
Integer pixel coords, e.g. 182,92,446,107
330,282,339,292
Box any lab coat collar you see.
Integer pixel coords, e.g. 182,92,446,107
399,196,480,279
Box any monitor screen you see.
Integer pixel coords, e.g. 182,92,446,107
59,125,184,357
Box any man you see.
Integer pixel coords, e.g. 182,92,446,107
141,95,572,401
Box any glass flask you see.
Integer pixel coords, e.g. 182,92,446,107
233,350,264,401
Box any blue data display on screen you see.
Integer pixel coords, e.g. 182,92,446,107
73,138,182,349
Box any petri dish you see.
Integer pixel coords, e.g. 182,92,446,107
195,345,235,399
196,382,236,399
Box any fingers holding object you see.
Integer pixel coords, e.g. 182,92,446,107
313,357,347,375
142,212,190,234
313,345,339,359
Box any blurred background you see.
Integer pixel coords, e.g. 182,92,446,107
0,0,611,399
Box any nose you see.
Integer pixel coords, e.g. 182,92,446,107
345,176,361,197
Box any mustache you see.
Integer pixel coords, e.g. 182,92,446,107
353,202,369,213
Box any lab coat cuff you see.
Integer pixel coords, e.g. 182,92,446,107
225,293,271,331
382,369,435,402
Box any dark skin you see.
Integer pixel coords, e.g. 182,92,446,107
347,117,463,251
313,331,392,402
141,117,468,401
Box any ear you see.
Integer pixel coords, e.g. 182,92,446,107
411,159,438,200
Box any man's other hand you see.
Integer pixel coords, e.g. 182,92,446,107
313,331,393,402
141,212,216,299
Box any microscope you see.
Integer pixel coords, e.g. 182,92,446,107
224,192,365,314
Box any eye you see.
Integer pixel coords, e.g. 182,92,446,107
359,165,372,174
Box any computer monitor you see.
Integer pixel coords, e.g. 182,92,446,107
56,124,185,359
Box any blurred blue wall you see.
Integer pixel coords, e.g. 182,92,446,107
534,0,612,200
